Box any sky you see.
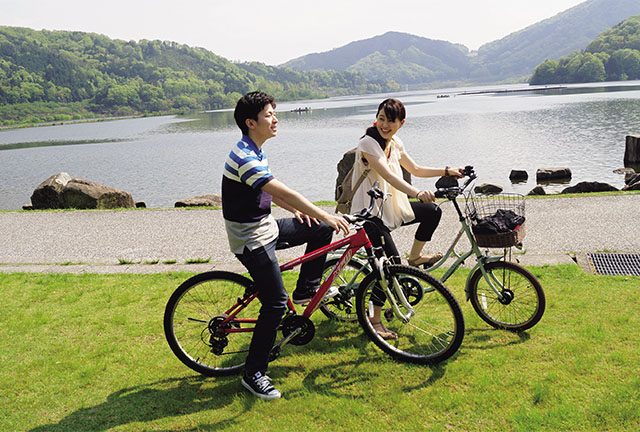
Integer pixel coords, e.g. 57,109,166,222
3,0,588,65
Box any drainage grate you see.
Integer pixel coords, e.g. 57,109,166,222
587,253,640,276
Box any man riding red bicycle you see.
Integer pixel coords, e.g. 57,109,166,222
222,91,349,400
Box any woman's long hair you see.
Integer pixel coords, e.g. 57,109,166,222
363,126,386,150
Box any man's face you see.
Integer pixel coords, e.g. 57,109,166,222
248,103,278,143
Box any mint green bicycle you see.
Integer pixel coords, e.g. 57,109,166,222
321,166,545,332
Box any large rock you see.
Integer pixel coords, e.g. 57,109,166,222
624,173,640,186
31,173,135,209
509,170,528,181
536,168,572,182
474,183,503,194
60,178,135,209
622,174,640,191
623,181,640,191
30,172,72,209
624,135,640,165
334,148,411,200
175,194,222,207
528,186,546,196
561,181,618,194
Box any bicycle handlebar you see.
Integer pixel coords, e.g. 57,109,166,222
344,165,476,223
434,165,476,199
343,181,383,224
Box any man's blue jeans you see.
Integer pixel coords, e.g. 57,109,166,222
235,217,334,375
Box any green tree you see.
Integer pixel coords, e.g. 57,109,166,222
608,49,640,80
530,59,559,84
576,53,606,82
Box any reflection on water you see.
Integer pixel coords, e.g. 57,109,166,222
1,82,639,210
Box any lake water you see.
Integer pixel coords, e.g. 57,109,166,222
1,81,640,210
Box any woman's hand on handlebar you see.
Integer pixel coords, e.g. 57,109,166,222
416,190,436,203
449,166,466,178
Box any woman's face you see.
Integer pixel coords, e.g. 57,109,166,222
375,110,404,140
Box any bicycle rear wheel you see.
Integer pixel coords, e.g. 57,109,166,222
320,257,369,322
468,261,545,331
355,264,464,365
164,271,259,376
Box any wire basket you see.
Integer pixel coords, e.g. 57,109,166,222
465,192,526,248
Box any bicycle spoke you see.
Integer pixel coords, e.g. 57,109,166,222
469,261,545,331
356,264,464,365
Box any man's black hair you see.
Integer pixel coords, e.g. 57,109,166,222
234,91,276,135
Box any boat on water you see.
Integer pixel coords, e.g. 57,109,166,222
290,107,312,113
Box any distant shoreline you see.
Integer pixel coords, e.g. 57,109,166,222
0,113,169,131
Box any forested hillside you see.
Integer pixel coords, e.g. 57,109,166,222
0,27,396,126
281,0,640,85
282,32,471,85
530,15,640,84
473,0,640,81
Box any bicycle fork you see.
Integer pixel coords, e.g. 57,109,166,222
465,255,506,301
376,259,415,323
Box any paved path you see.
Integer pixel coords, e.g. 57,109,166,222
1,194,639,274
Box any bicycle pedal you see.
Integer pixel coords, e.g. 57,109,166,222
322,286,340,301
268,346,281,361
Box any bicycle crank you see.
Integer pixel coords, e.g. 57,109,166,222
280,315,315,345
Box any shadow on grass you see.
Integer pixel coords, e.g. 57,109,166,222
462,327,531,351
28,375,241,432
289,318,450,397
28,318,452,431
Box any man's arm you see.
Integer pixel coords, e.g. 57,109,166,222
272,195,318,227
263,179,350,234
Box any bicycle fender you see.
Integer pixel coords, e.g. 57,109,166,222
464,256,504,301
179,270,255,289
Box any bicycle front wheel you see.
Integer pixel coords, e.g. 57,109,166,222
468,261,545,331
320,257,370,322
355,264,464,365
164,271,259,376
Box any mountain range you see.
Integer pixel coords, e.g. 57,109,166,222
2,0,640,125
282,0,640,85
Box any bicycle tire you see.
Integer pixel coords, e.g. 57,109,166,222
467,260,545,331
319,257,370,322
355,264,464,365
163,271,259,376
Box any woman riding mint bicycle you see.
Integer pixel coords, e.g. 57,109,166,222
347,98,464,338
321,166,545,333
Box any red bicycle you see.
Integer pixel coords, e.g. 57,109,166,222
164,186,465,376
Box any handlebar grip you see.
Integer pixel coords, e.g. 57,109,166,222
435,190,446,199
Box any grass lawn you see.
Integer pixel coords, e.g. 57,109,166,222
1,265,639,431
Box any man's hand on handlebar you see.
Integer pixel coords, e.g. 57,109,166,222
324,213,350,235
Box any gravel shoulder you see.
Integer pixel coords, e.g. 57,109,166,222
2,194,639,274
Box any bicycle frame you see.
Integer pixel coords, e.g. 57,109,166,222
280,227,374,318
218,225,376,334
423,200,504,300
325,174,513,303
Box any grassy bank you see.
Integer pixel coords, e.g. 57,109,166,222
1,265,639,431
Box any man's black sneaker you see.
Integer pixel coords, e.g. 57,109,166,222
292,287,317,304
241,371,281,400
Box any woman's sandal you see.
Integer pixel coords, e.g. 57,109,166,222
407,252,443,268
371,321,398,340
